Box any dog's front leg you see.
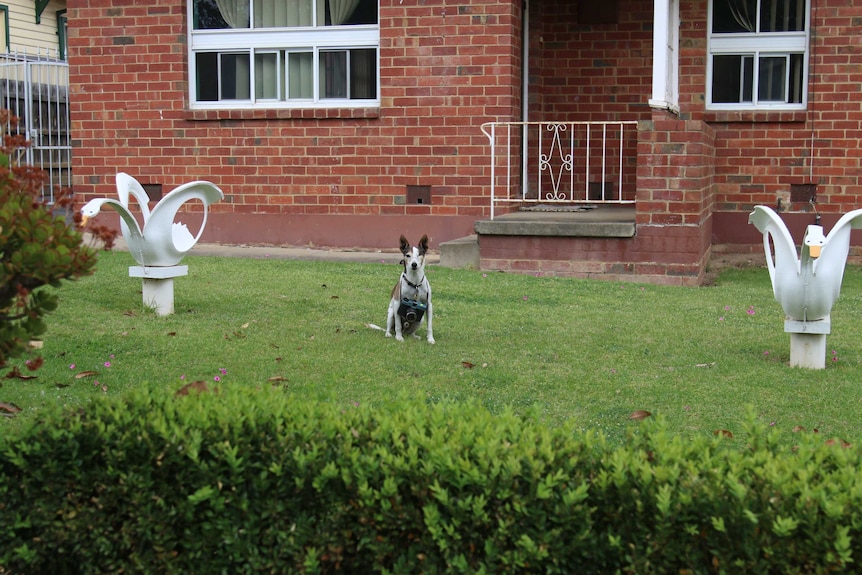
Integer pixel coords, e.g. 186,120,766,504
385,302,396,338
425,301,435,344
393,314,405,342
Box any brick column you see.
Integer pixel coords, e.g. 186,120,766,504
636,109,715,281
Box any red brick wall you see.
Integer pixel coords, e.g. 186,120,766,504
67,0,523,250
528,0,653,123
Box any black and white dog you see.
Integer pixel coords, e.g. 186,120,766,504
368,235,435,344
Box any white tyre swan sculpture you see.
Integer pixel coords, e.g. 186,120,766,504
749,205,862,323
81,172,224,267
749,205,862,368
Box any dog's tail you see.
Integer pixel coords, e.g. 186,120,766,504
365,323,386,332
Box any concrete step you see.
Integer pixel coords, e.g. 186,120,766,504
439,235,479,269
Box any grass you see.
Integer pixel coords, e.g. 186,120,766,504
4,249,862,446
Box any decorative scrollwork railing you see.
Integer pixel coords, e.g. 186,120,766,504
480,120,638,219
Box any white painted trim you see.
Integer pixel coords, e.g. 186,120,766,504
650,0,679,113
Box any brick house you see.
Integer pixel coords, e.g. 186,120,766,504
68,0,861,285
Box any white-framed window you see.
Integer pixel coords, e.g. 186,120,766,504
188,0,379,109
707,0,809,110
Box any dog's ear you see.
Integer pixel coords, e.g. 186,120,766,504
418,235,429,254
399,235,410,254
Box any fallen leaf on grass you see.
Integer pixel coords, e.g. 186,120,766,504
695,362,716,368
123,310,137,317
5,367,36,380
28,340,43,349
713,429,734,439
25,356,44,371
167,332,176,337
0,401,22,416
5,367,34,380
792,425,806,433
825,438,852,448
75,370,99,379
629,410,651,421
462,361,475,369
267,376,288,382
175,380,216,397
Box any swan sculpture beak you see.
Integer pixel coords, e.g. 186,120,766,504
803,224,826,260
79,215,89,228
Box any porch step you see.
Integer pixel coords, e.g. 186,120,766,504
439,235,480,269
474,206,636,238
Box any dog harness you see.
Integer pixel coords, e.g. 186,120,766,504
398,274,427,330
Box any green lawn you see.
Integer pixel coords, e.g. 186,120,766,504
4,249,862,446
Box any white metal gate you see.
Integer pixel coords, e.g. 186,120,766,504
0,50,70,203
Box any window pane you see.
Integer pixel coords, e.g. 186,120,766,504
712,55,753,103
193,0,248,29
254,0,312,27
325,0,377,25
712,0,756,33
288,52,313,99
221,53,251,100
255,52,279,100
758,56,787,102
196,52,219,100
350,49,377,99
760,0,805,32
789,53,804,103
320,51,347,98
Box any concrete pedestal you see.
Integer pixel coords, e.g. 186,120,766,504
129,265,188,316
785,318,830,370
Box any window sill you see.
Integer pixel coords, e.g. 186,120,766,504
184,107,381,121
703,109,808,124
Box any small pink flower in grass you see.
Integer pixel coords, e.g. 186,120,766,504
69,363,76,370
104,361,111,368
482,273,488,278
214,375,221,382
522,295,528,301
180,374,186,380
833,356,838,363
764,350,770,356
725,305,731,311
110,354,115,359
769,421,776,427
747,306,756,315
219,368,227,375
93,380,99,387
718,316,725,322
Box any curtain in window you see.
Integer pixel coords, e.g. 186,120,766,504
215,0,250,27
727,0,755,32
329,0,360,25
289,53,313,98
254,0,312,27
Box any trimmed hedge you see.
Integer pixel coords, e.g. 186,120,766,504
1,387,861,574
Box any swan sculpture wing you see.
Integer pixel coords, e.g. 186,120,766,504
811,209,862,278
748,206,800,296
143,181,224,264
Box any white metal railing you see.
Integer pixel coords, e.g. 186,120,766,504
0,49,70,203
480,121,638,219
